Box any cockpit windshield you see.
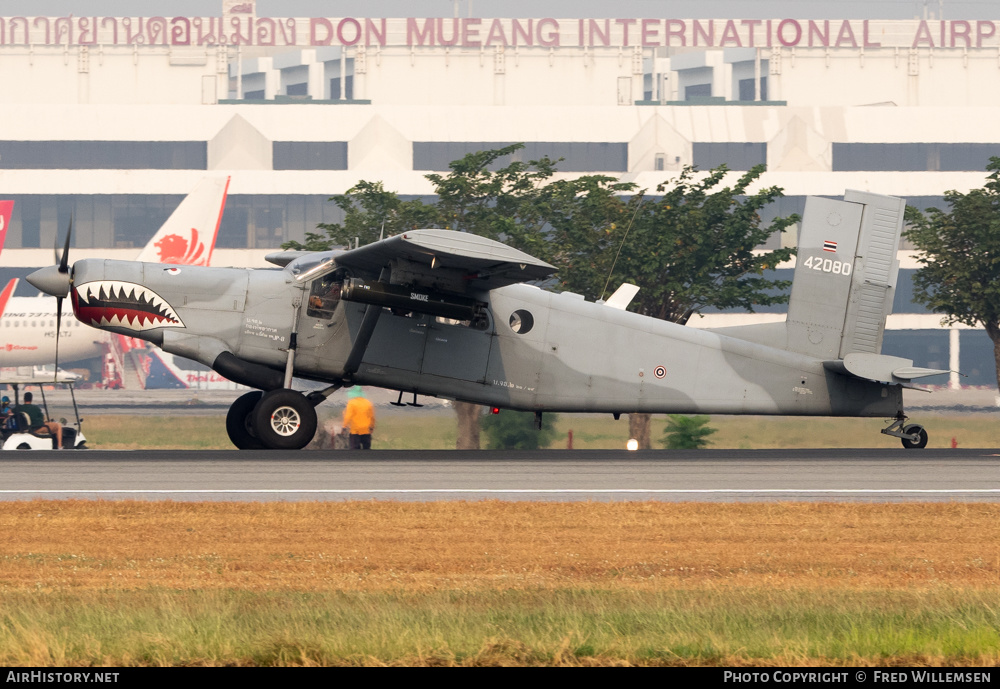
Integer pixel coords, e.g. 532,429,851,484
286,251,339,282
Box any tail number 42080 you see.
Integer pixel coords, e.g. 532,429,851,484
804,256,852,275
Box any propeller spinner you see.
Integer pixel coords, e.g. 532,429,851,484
27,221,73,298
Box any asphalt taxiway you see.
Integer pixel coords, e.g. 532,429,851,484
1,448,998,502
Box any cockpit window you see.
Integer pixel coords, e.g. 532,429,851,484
307,268,349,319
287,251,339,282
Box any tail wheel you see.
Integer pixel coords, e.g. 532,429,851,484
901,424,928,449
253,389,318,450
226,390,265,450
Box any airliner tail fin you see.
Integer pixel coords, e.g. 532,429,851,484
135,176,230,266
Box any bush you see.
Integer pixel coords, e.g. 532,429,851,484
662,415,717,449
482,410,559,450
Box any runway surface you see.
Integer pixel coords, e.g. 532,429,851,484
1,448,999,502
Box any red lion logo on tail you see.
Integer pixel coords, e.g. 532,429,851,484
155,228,205,265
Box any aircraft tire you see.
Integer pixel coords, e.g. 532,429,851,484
253,389,318,451
226,390,265,450
900,424,928,449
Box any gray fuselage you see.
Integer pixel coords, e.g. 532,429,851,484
66,259,901,419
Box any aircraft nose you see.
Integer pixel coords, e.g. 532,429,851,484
26,265,71,298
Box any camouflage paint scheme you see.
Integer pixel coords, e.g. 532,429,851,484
31,190,944,449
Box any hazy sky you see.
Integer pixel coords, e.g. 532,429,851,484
4,1,1000,20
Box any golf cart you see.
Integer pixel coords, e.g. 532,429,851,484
0,371,88,450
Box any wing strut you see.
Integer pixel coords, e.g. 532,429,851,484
342,265,390,379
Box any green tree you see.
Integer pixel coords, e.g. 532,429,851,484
284,150,797,451
904,157,1000,391
284,145,562,450
619,165,796,323
425,144,563,449
549,165,797,447
661,415,717,449
538,174,639,296
283,180,440,251
426,143,559,258
482,410,559,450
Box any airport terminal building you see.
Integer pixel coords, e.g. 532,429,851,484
1,2,998,385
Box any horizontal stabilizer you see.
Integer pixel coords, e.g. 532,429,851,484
891,366,951,381
824,353,948,385
604,283,639,310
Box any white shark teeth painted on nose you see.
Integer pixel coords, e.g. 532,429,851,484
73,280,184,331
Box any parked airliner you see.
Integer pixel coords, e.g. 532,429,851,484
0,177,229,366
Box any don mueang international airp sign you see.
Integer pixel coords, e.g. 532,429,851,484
0,17,998,50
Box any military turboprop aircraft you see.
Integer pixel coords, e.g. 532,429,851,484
28,189,946,450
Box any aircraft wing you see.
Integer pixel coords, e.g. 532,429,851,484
0,365,82,384
332,229,555,291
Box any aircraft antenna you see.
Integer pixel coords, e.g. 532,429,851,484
600,195,644,301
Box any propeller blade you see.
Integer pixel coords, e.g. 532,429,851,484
59,217,72,273
54,296,63,375
35,217,73,381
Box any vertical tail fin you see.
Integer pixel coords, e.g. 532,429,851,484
0,278,18,318
785,190,905,359
135,176,230,266
0,200,14,259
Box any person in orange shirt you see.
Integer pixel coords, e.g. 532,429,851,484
342,386,375,450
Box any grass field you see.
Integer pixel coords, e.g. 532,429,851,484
83,411,1000,450
1,501,999,666
16,412,1000,665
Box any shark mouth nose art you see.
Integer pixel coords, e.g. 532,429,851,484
72,280,184,331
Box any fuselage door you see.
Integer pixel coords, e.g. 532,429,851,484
296,268,351,363
420,312,493,382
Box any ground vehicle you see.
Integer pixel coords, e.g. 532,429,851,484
0,378,87,450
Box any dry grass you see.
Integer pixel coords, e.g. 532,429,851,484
2,501,1000,666
2,500,998,592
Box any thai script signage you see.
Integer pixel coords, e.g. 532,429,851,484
1,17,998,50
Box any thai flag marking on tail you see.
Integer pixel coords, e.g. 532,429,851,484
823,240,838,253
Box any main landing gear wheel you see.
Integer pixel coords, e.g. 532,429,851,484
901,424,928,450
226,390,265,450
882,416,929,450
253,389,318,450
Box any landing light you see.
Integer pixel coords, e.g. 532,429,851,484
626,438,639,451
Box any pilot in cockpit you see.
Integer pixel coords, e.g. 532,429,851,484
307,273,343,318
